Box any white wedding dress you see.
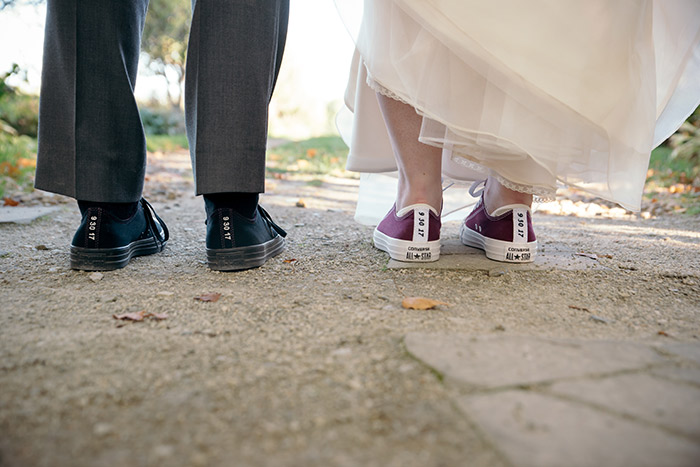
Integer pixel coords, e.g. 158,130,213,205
337,0,700,222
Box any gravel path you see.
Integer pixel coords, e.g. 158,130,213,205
1,152,699,466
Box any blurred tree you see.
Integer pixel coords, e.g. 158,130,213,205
141,0,191,109
2,0,191,109
0,0,42,10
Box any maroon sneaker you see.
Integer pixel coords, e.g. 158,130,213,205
460,190,537,263
374,204,441,262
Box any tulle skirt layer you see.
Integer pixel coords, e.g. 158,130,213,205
340,0,700,211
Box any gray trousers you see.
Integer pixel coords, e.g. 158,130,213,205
35,0,289,202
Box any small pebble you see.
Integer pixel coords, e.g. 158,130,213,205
93,422,113,437
89,272,104,282
331,347,352,357
153,445,175,459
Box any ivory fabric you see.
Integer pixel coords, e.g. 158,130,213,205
340,0,700,212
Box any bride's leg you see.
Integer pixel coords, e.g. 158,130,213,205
376,94,443,211
484,176,533,214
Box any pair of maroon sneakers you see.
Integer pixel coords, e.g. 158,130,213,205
374,182,537,263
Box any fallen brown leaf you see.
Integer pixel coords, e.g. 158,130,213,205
113,311,168,322
568,305,591,312
3,197,19,207
283,258,297,264
401,297,450,310
657,330,672,337
296,199,306,208
575,252,598,260
194,292,221,302
0,162,20,177
16,157,36,169
114,311,147,321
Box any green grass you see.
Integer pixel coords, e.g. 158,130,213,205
266,135,350,177
644,145,700,215
145,133,189,152
0,93,39,137
648,146,699,185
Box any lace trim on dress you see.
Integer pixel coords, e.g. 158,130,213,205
366,72,415,107
450,156,556,202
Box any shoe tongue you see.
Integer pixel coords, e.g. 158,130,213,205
396,203,439,217
490,204,531,217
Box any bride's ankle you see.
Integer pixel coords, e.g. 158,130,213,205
396,192,442,213
483,177,532,214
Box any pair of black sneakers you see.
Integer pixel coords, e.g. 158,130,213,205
70,198,286,271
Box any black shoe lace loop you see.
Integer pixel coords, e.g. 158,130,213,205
257,205,287,238
141,198,169,247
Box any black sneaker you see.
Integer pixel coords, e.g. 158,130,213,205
206,205,286,271
70,198,169,271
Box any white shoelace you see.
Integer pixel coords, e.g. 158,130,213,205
440,179,485,218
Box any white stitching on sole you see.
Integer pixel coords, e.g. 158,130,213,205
460,223,536,263
373,229,440,262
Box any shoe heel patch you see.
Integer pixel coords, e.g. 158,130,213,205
412,208,429,242
86,208,101,248
220,212,234,248
512,208,528,243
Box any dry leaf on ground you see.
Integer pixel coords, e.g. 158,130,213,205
3,197,19,207
113,311,168,322
296,199,306,208
401,297,450,310
194,292,221,302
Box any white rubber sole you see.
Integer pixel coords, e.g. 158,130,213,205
460,223,536,263
373,229,440,262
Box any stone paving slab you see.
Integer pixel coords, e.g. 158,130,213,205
0,206,60,224
650,365,700,386
404,334,667,388
549,373,700,438
661,342,700,365
457,391,700,467
388,238,606,271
